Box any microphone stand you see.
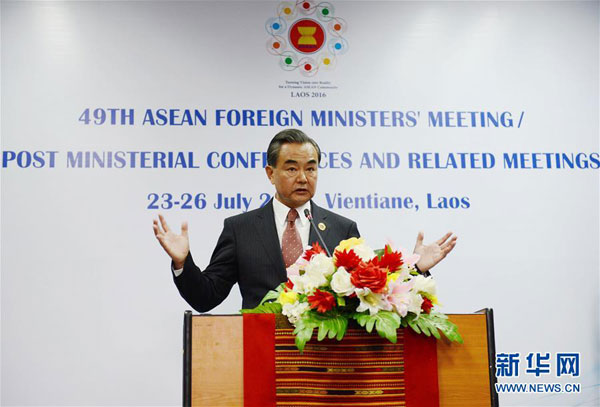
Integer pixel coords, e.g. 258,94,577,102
303,209,332,257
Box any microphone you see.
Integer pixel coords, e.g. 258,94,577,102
304,209,332,257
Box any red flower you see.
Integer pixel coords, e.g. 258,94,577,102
307,289,336,313
284,279,294,291
303,241,326,261
372,245,403,272
350,263,388,293
421,297,433,314
334,249,361,271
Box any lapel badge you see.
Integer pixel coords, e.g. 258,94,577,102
318,222,326,231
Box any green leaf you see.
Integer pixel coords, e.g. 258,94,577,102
328,315,348,341
317,321,328,341
335,317,348,340
375,312,401,343
337,296,346,307
353,312,369,326
427,319,441,340
327,319,338,339
408,318,421,334
301,310,322,325
312,313,348,342
412,312,463,343
373,248,385,259
366,318,376,333
293,320,315,353
292,311,350,353
417,318,432,337
326,318,337,339
433,313,463,343
353,311,401,343
258,284,284,306
240,302,282,314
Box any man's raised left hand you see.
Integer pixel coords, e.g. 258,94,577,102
413,231,457,273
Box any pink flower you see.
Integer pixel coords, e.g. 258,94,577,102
386,279,415,317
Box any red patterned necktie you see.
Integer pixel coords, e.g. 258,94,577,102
282,208,303,268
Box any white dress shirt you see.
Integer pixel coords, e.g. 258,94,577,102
272,197,312,251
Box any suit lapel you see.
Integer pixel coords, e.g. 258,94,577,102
254,199,286,276
308,201,333,253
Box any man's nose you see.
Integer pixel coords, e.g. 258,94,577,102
296,170,308,182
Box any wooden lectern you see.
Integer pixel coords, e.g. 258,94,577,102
182,309,498,406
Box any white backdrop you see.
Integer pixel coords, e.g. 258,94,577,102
1,1,598,406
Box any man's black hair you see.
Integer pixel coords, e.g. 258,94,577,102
266,128,321,167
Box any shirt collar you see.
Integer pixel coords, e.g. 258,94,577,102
272,197,311,227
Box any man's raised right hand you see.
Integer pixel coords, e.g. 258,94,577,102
153,214,190,269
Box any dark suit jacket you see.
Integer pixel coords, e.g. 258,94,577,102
173,199,360,312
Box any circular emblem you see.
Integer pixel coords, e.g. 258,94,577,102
265,1,348,76
289,19,325,54
318,222,326,231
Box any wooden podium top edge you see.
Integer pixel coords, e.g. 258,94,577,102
187,311,491,317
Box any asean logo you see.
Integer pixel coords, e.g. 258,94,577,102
266,1,348,76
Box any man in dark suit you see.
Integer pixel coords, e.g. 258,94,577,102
153,129,457,312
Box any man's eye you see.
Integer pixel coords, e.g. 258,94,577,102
307,167,316,172
287,168,297,172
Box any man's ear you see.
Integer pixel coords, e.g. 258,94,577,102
265,165,274,184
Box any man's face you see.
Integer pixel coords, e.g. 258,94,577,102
265,142,319,208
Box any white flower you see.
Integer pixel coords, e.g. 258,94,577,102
304,253,335,277
282,301,310,325
290,270,327,294
286,262,301,277
355,288,392,315
407,292,424,317
352,243,376,262
330,267,355,296
395,265,412,282
413,275,437,296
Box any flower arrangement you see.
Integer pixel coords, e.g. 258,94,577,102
242,237,463,351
